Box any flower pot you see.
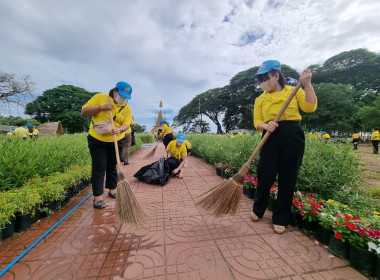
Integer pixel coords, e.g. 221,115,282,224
288,212,302,228
301,219,317,232
31,208,41,223
315,225,332,246
267,198,275,211
224,173,231,179
216,168,222,177
15,213,32,233
375,255,380,280
53,200,62,212
1,217,15,239
349,244,375,276
245,188,255,199
329,234,349,260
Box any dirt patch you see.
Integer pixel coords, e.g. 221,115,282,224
353,143,380,188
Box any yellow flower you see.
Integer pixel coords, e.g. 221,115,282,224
334,203,339,206
376,215,380,219
343,205,348,208
373,211,379,215
327,199,334,203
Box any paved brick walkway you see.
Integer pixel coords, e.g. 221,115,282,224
0,143,370,279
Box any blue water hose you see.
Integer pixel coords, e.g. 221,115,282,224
0,192,93,277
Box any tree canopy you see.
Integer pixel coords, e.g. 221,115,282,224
25,85,94,134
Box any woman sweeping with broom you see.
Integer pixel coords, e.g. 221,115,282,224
251,60,317,234
82,81,132,209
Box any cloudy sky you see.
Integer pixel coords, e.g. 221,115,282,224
1,0,380,132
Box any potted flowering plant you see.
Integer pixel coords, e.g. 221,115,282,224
243,174,257,199
224,165,235,179
267,185,278,211
215,162,225,177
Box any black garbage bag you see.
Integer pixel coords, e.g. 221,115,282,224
133,157,170,185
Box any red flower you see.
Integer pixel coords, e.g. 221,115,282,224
343,214,353,220
301,211,305,216
311,209,318,215
334,232,342,239
344,221,356,231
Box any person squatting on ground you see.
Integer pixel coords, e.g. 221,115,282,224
251,60,317,234
121,117,136,165
165,133,187,179
352,131,363,150
82,81,132,209
371,127,379,154
160,120,173,148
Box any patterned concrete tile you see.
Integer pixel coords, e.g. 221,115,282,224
165,240,234,280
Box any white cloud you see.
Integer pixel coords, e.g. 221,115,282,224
1,0,380,132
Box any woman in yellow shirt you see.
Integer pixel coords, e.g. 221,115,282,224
82,81,132,209
165,133,187,179
160,120,173,148
352,131,363,150
370,127,379,154
251,60,317,234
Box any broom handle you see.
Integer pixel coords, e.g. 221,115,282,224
107,96,122,166
242,82,302,172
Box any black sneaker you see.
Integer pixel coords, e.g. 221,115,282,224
93,200,106,208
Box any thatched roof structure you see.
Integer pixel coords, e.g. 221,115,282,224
0,125,16,133
37,122,63,136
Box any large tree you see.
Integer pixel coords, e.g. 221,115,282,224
301,83,360,133
0,71,35,109
173,86,227,134
25,85,94,133
310,48,380,95
355,94,380,131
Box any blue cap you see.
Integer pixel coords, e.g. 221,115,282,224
159,120,165,124
176,133,186,143
257,60,281,75
310,129,314,132
116,81,132,99
26,123,33,127
10,127,15,131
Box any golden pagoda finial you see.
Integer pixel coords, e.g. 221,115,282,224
159,100,163,108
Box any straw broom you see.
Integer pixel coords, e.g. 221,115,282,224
108,99,147,225
196,82,302,217
143,142,159,159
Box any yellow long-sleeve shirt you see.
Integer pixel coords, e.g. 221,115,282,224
371,130,379,140
254,85,317,131
82,93,132,142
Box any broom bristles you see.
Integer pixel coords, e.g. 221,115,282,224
143,145,158,159
196,171,245,216
115,165,147,225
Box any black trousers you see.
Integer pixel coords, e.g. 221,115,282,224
87,135,124,197
371,140,379,154
167,157,181,176
163,133,173,148
253,121,305,226
352,138,359,150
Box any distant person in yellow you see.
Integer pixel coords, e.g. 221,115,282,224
14,124,29,139
32,126,39,139
352,131,363,150
370,127,379,154
184,139,192,155
308,129,315,138
160,120,173,148
82,81,132,209
121,117,135,165
322,131,330,140
165,133,187,179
